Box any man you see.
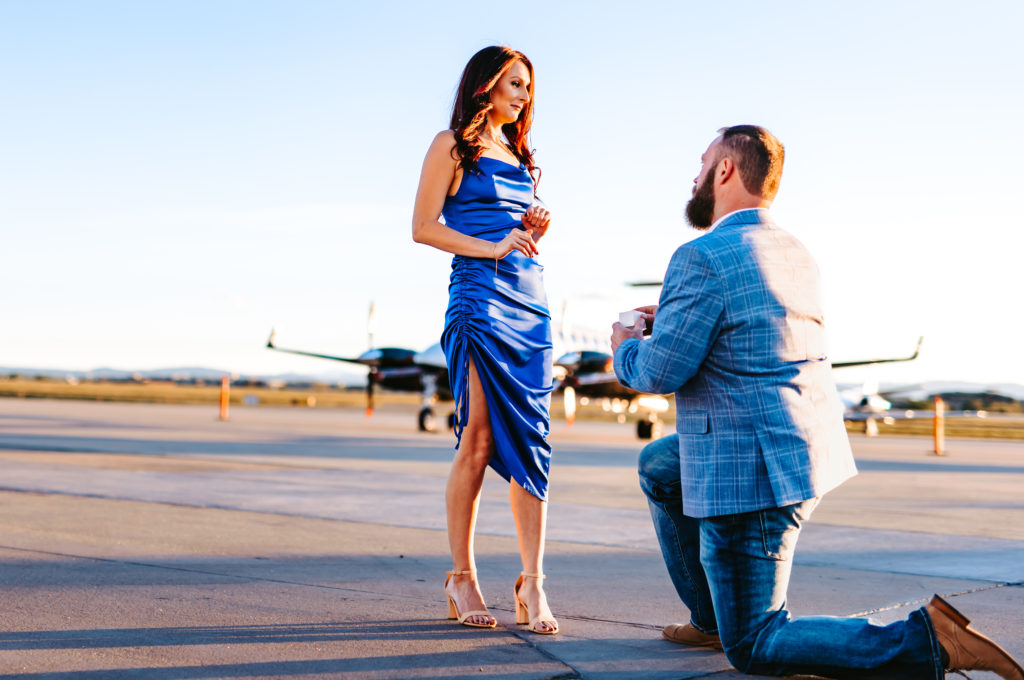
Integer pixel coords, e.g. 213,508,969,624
611,125,1023,679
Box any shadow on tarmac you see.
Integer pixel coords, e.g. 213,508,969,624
0,620,525,650
0,432,644,467
0,647,574,680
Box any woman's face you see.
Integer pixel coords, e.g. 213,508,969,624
488,61,530,126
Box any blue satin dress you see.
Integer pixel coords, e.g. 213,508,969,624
441,156,553,501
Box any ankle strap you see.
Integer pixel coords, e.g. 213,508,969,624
447,569,476,577
520,571,545,580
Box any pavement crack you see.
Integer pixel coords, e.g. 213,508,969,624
850,582,1017,617
505,628,582,679
545,613,661,630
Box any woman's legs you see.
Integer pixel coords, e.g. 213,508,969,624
446,354,555,631
510,479,557,632
445,358,495,626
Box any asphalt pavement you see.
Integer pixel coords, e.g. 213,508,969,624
0,398,1021,679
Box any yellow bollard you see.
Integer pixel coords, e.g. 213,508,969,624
219,375,230,421
932,395,945,455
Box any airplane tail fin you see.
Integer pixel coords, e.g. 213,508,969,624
367,300,377,350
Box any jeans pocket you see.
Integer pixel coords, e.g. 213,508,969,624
757,504,807,561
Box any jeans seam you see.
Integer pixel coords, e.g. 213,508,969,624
651,482,712,632
917,606,947,679
672,520,707,630
758,511,768,558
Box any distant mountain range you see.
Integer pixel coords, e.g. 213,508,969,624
5,365,1024,401
0,365,360,385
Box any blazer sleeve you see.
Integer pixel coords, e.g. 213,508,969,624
613,243,723,395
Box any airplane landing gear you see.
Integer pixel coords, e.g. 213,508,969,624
636,416,663,440
418,374,441,433
418,406,457,433
418,407,437,432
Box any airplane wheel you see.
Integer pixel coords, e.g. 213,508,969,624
447,412,457,430
637,419,653,439
418,407,437,433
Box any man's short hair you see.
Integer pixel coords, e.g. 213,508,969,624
717,125,785,200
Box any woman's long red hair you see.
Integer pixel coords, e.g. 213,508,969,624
450,46,537,182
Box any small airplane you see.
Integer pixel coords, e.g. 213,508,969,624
265,301,667,436
832,337,924,435
266,327,454,433
833,336,923,412
547,300,671,439
554,349,670,439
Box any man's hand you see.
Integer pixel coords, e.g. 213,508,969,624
634,305,658,336
611,317,646,353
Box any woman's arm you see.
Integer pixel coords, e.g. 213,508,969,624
412,131,538,259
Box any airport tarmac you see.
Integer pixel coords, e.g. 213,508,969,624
0,398,1022,679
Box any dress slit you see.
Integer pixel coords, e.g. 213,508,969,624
448,329,544,499
438,157,553,501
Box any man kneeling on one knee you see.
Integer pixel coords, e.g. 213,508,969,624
610,124,1023,680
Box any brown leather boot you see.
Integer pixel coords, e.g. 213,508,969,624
662,622,724,651
926,595,1024,679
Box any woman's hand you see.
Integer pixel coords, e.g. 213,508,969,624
493,227,539,259
522,205,551,241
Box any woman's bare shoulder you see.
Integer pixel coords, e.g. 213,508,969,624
431,129,458,149
426,130,459,164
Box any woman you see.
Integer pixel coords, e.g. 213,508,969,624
411,46,557,635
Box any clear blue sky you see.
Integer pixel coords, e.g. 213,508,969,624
3,0,1023,387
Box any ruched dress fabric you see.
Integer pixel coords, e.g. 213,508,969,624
441,156,553,501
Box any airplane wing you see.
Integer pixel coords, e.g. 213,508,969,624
832,337,923,368
265,330,366,365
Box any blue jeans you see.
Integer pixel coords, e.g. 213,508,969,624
638,434,944,679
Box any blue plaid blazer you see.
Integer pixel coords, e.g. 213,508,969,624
614,209,856,517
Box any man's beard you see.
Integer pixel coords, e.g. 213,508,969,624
685,170,716,230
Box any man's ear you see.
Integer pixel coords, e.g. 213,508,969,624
716,157,735,186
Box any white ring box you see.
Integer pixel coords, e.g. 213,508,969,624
619,310,643,328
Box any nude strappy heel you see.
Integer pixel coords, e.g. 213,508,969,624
513,572,559,635
444,569,496,629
